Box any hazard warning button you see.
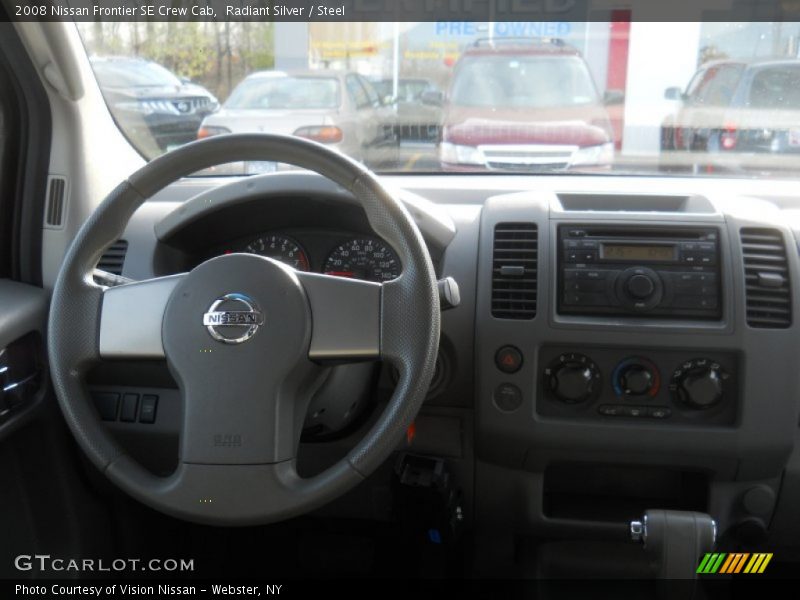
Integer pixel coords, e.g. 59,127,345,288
495,345,523,374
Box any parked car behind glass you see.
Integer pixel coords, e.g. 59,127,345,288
91,56,218,155
439,38,615,172
661,59,800,171
372,77,443,142
199,69,399,168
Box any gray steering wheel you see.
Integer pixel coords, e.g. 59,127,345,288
47,134,440,525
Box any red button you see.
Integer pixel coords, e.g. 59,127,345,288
495,346,523,374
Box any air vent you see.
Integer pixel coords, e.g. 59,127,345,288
44,176,67,228
97,240,128,276
491,223,538,319
741,228,791,328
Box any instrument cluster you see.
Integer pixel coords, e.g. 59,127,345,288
213,231,401,283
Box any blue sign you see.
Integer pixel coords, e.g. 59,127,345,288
434,21,572,37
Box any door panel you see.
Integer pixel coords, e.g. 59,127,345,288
0,279,47,439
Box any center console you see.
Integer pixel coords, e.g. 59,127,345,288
543,223,735,425
474,188,800,542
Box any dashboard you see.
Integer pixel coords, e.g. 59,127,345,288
91,171,800,559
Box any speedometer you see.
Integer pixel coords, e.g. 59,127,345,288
324,238,400,282
242,234,310,271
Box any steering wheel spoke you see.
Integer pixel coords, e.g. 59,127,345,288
99,274,185,360
297,271,383,362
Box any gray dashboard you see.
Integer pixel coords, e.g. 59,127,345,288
99,171,800,548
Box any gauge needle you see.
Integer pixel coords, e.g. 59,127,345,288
325,271,355,278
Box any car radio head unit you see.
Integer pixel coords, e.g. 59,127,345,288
558,226,721,319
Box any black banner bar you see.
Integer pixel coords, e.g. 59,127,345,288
3,0,800,22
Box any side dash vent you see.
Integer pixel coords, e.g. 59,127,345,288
491,223,538,319
44,176,67,228
97,240,129,276
741,228,791,328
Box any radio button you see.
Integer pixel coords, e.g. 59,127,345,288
565,280,607,293
675,272,717,284
583,270,608,280
673,295,719,309
565,269,609,280
697,253,716,265
563,292,608,306
699,297,718,309
674,279,717,295
682,251,717,265
565,269,609,282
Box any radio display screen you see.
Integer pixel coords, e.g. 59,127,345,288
600,244,676,262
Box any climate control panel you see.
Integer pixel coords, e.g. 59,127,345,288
538,346,737,426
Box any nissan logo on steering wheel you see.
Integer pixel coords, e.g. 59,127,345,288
202,293,264,344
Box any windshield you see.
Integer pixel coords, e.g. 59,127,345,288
451,56,598,108
226,76,341,110
92,60,182,88
77,20,800,177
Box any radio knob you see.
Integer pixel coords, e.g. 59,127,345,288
548,354,600,404
626,274,656,299
615,267,663,311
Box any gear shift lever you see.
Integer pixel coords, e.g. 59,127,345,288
630,510,717,579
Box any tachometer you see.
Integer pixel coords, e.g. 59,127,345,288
242,234,310,271
324,238,400,282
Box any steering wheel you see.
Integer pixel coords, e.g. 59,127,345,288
48,135,440,525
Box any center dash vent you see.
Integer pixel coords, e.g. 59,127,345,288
740,228,791,328
491,223,538,319
97,240,129,276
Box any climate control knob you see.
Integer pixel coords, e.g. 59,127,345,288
613,357,660,397
670,359,727,409
622,367,652,394
545,353,601,404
